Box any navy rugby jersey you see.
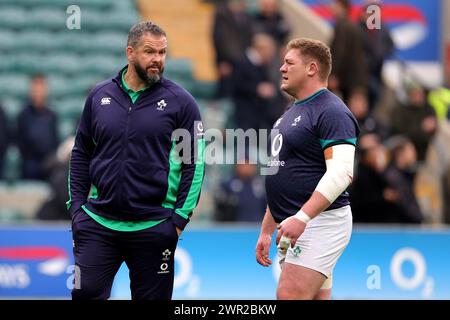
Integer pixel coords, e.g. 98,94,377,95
265,88,359,223
67,66,205,230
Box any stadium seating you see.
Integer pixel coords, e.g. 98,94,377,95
0,7,27,29
0,0,212,133
0,1,214,142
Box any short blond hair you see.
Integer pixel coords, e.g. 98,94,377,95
287,38,332,81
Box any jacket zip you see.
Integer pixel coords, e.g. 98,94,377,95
115,78,135,210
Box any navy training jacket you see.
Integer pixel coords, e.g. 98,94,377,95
67,66,205,230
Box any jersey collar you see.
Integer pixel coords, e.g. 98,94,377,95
294,88,327,106
121,67,149,95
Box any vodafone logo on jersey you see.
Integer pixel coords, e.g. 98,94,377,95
271,133,283,157
267,133,285,168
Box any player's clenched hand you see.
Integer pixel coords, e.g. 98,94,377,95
276,216,306,248
256,233,272,267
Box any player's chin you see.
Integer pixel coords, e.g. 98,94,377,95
280,83,289,92
146,71,161,82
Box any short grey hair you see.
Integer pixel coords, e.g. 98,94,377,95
127,21,167,48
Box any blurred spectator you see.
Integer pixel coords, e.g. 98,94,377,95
350,133,398,223
212,0,254,98
17,74,59,180
428,70,450,121
252,0,291,118
390,81,437,162
253,0,291,49
358,0,395,110
231,33,279,130
347,88,389,139
329,0,368,103
214,160,266,222
0,104,9,179
384,136,423,223
35,136,74,220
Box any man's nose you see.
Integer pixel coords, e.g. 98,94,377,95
151,53,162,63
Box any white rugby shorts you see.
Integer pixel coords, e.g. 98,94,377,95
277,205,352,288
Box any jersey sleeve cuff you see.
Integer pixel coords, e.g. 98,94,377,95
320,138,357,149
68,200,85,218
172,211,190,230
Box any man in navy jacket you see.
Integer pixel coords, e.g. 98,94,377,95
67,21,205,300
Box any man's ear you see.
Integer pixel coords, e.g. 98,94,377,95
307,61,319,77
126,46,134,63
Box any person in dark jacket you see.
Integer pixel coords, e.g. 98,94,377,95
17,74,59,180
231,33,280,130
350,133,399,223
67,22,205,300
329,0,368,103
384,135,424,223
253,0,291,49
347,88,390,140
212,0,254,97
390,82,437,162
358,1,395,110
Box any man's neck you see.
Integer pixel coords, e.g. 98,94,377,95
294,82,327,101
124,65,147,91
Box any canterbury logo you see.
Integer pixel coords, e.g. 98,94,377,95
101,97,111,105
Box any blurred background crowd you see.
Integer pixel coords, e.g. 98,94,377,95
0,0,449,226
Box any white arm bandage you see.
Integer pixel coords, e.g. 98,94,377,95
315,144,355,203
